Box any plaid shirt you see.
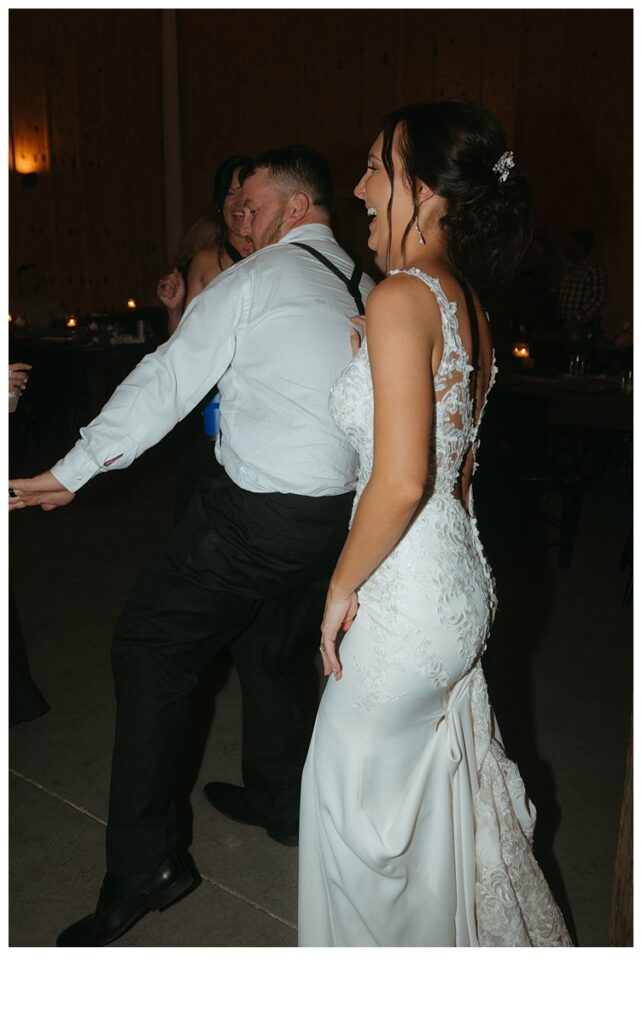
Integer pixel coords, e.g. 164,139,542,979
558,257,607,326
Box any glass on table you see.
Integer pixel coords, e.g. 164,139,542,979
9,362,31,412
619,369,633,393
568,353,586,377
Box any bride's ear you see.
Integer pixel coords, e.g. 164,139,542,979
415,180,434,206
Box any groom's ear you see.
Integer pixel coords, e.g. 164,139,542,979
288,191,311,222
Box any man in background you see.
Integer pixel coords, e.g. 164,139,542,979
557,228,608,336
12,263,65,330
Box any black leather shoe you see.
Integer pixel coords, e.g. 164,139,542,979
56,851,197,946
203,782,299,847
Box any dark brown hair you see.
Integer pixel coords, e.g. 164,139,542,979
381,100,532,304
241,145,333,213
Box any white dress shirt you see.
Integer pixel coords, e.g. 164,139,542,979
51,224,374,497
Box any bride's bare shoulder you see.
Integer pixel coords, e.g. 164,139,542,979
365,271,443,343
367,269,440,309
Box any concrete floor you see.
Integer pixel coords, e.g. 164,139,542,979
8,428,632,947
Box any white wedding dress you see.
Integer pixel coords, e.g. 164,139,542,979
298,269,572,947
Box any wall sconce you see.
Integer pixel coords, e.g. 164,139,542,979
9,119,50,187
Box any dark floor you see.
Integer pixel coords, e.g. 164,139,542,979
8,423,632,947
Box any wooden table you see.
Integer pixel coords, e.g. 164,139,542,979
9,330,162,459
497,370,633,434
484,368,632,568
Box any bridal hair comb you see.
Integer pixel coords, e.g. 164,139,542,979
492,151,515,184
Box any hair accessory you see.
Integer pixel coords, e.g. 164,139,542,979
492,151,515,184
414,217,425,246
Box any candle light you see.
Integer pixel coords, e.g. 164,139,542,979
127,298,137,309
67,316,77,328
512,342,530,359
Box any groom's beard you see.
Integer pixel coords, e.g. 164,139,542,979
256,204,288,249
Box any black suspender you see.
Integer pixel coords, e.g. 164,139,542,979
290,247,479,417
458,278,481,422
291,242,365,315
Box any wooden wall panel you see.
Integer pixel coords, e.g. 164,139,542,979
9,9,164,315
433,9,484,101
360,12,403,150
515,9,632,333
560,11,632,333
479,10,522,145
9,10,632,332
270,10,308,147
395,9,439,109
302,13,356,205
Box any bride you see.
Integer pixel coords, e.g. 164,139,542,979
298,100,572,947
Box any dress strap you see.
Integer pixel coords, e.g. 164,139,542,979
458,278,481,421
225,240,243,264
388,268,462,364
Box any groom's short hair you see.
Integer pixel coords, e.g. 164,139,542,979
240,145,333,213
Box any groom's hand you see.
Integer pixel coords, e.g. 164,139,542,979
9,470,76,512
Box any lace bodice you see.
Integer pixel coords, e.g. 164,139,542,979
329,268,497,504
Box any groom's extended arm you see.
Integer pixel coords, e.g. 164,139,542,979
9,267,248,511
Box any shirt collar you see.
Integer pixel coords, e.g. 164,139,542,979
274,223,335,247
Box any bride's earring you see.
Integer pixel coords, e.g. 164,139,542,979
414,217,425,246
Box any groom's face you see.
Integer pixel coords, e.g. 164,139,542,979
240,168,291,250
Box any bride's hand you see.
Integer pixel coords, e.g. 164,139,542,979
319,587,359,680
349,315,366,356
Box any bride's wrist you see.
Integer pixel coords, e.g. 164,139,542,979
328,578,355,602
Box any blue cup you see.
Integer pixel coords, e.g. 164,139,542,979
202,397,220,437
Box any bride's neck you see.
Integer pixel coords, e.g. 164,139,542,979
386,229,447,273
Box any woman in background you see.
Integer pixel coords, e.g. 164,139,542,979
158,154,254,332
157,155,254,519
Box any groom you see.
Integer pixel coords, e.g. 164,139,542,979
9,145,374,946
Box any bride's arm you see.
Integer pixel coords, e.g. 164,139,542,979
320,274,440,678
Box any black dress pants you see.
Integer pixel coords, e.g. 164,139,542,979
107,473,353,874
